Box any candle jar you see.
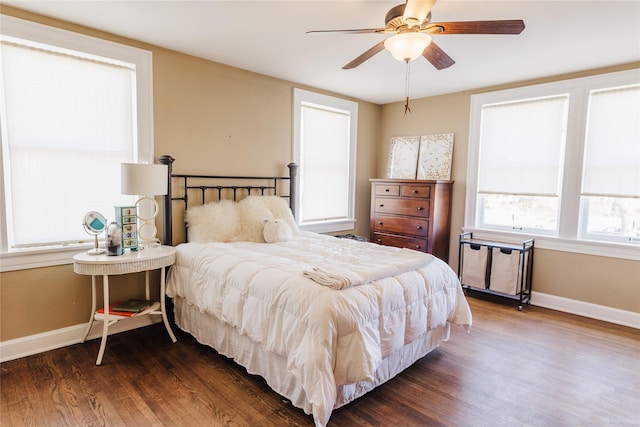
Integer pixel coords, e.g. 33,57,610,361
106,221,123,256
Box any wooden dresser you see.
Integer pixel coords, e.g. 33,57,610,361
370,179,453,262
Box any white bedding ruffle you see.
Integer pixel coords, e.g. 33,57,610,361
166,232,472,426
173,296,451,421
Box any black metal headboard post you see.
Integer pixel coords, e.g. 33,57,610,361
159,155,175,246
287,162,298,219
159,155,298,246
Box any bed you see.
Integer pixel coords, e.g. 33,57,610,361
160,155,472,426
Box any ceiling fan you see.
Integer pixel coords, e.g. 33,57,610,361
308,0,525,71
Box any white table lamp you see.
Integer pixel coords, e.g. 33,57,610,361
121,163,168,249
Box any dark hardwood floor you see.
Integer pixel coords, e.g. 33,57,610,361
2,296,639,426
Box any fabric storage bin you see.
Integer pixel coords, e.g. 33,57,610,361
461,244,488,289
489,248,525,295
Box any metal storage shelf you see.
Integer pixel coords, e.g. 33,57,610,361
458,232,534,310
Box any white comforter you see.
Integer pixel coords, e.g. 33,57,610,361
166,232,472,426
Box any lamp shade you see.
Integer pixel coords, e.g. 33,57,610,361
384,33,432,62
121,163,168,196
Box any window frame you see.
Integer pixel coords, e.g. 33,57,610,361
293,88,358,233
465,69,640,261
0,15,154,272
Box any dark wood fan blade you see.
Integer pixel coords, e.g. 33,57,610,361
422,41,455,70
342,41,386,69
428,20,525,34
307,28,387,35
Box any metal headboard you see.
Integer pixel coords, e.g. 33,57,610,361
159,155,298,246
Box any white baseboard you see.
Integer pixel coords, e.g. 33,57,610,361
531,291,640,329
2,295,638,363
0,315,159,363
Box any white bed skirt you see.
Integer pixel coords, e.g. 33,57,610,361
173,295,451,425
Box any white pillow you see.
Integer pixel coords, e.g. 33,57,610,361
236,195,299,242
263,219,293,243
258,195,299,234
185,199,239,242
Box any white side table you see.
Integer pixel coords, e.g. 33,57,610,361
73,245,178,365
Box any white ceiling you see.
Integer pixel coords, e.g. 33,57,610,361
2,0,639,104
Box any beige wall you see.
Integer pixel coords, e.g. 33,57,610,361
1,267,151,339
0,6,638,344
152,49,380,240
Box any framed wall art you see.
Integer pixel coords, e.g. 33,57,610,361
417,133,454,180
386,133,454,180
385,136,420,179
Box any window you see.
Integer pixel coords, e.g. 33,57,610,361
0,15,153,271
466,69,639,260
293,88,357,233
580,85,640,244
476,95,569,235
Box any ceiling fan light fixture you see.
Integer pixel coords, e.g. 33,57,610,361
384,32,432,62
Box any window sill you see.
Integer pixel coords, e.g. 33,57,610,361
299,219,357,234
0,244,91,272
462,228,640,261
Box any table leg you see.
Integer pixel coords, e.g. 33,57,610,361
160,267,177,343
80,275,97,343
145,270,150,300
96,274,110,365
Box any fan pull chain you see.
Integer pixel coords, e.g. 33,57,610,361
403,59,411,117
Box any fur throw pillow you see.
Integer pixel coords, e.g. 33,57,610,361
185,199,239,242
185,195,298,243
236,196,275,242
236,195,299,242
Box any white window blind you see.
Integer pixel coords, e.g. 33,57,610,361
582,84,640,198
477,95,569,197
293,88,357,233
1,38,136,248
300,104,350,222
466,69,640,259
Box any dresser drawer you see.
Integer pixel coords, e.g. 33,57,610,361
374,183,400,197
373,197,430,218
372,233,428,252
370,179,452,262
372,214,428,237
401,184,431,199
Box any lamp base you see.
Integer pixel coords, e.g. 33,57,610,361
136,196,161,249
138,238,161,250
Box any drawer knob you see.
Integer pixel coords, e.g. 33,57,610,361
417,206,423,211
385,188,390,192
416,226,422,230
379,204,384,208
376,239,382,243
415,245,422,249
378,221,383,225
412,190,418,194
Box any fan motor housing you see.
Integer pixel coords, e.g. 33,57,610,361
385,4,431,30
385,4,406,28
